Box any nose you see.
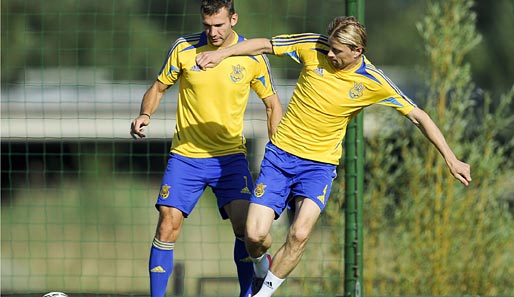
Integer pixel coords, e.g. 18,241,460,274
207,26,218,36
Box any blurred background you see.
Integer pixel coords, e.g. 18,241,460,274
1,0,513,296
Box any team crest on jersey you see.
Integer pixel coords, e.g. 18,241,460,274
240,176,251,194
254,183,267,198
349,82,365,99
160,184,170,199
230,64,246,82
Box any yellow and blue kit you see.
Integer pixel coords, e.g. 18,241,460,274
270,33,417,165
150,31,275,297
157,31,276,157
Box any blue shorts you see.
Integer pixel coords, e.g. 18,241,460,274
156,153,254,219
251,142,337,217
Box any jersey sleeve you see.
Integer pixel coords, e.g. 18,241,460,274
156,38,184,86
362,62,417,115
376,90,417,116
250,54,277,99
271,33,329,65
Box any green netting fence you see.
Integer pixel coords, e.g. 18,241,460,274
2,0,513,296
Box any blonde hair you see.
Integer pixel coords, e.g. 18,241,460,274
327,16,367,53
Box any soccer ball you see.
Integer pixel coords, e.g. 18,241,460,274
43,293,68,297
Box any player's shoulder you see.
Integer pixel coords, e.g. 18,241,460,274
232,32,271,65
359,56,388,81
273,33,329,46
170,32,208,52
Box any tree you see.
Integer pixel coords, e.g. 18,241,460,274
364,0,513,294
1,0,169,85
324,0,514,294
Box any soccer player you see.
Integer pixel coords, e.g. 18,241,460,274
195,16,472,296
130,1,282,296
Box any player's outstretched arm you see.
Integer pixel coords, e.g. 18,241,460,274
130,80,168,139
196,38,274,70
405,107,472,186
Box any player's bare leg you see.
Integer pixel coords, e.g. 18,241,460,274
254,197,321,296
272,197,320,277
246,203,275,257
155,206,185,241
224,199,249,236
245,203,275,294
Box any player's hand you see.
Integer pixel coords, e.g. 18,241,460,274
130,115,150,139
447,159,472,186
196,51,224,70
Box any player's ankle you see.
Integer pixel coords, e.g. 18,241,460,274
252,253,272,278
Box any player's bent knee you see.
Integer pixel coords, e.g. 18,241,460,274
246,230,267,246
288,227,311,245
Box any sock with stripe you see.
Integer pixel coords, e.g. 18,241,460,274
234,236,253,297
149,238,174,297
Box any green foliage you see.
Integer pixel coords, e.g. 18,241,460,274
1,0,344,84
2,0,513,294
467,1,514,98
1,0,169,84
3,0,513,92
356,0,514,295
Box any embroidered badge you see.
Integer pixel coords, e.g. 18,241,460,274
160,184,170,199
230,64,245,82
254,183,267,198
349,82,365,99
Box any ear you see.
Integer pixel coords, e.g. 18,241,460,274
354,47,363,58
231,12,238,27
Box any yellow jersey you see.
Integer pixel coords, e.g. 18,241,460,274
157,31,276,157
271,33,417,165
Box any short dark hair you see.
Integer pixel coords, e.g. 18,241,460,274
201,0,235,16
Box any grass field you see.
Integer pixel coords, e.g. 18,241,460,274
1,175,336,296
